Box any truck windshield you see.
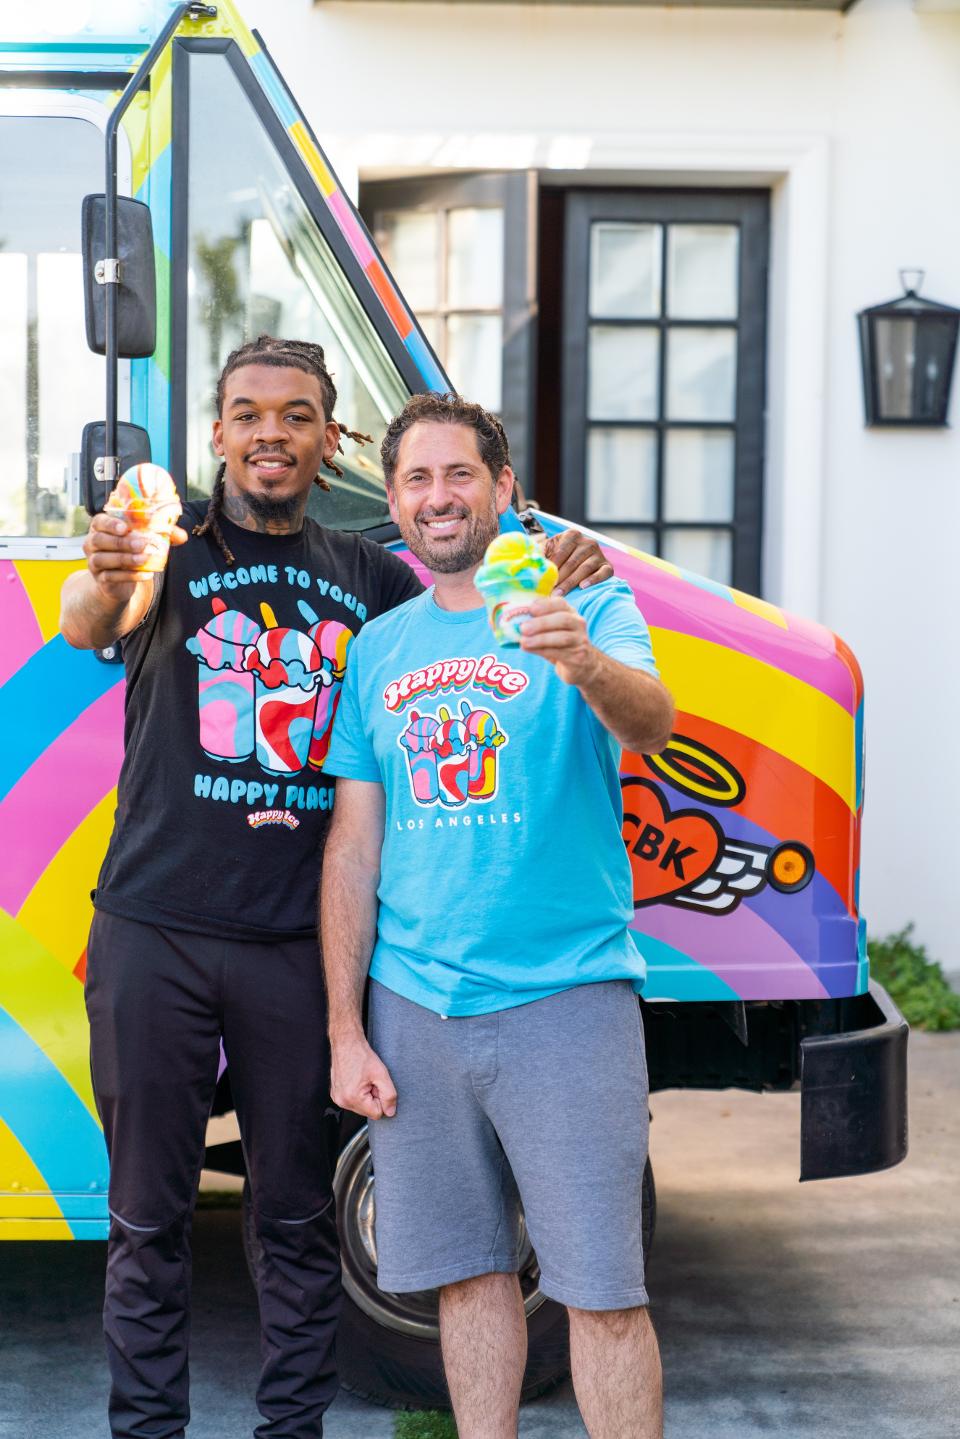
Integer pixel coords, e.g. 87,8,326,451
0,114,109,540
185,50,409,532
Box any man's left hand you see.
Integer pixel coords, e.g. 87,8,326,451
544,529,613,596
518,596,599,687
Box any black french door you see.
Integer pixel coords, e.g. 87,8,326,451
561,189,769,593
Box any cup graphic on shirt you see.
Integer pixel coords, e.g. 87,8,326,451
433,706,472,808
460,700,506,800
297,600,354,772
185,598,262,763
399,710,441,804
244,603,325,775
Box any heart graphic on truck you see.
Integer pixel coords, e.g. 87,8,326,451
622,778,724,905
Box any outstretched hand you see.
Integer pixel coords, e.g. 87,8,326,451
543,528,613,597
83,512,188,604
518,595,599,688
331,1035,398,1121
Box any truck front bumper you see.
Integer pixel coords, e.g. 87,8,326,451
799,980,908,1181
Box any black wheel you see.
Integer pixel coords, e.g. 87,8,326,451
241,1127,656,1411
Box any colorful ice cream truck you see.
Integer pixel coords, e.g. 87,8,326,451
0,0,907,1408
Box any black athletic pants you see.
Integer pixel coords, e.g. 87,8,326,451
85,911,340,1439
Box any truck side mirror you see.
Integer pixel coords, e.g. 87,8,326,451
81,194,157,358
81,421,152,515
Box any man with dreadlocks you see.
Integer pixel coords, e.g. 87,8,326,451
60,335,611,1439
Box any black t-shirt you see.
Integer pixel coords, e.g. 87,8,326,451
94,502,423,939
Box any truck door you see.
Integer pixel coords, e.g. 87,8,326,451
0,91,131,1237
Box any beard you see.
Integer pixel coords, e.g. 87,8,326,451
244,490,303,527
398,500,500,574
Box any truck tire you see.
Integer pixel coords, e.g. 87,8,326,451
241,1124,656,1410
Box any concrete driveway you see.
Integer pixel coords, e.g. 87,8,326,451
2,1032,956,1439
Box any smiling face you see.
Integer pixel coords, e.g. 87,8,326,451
387,421,514,575
212,363,340,520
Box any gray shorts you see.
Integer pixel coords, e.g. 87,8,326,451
367,978,650,1311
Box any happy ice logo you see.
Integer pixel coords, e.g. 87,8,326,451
185,597,353,776
400,701,507,809
384,653,528,714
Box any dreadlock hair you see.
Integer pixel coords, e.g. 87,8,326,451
380,392,512,491
193,335,373,563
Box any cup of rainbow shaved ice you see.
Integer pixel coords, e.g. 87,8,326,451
245,627,324,775
474,532,558,647
105,462,182,573
185,599,262,764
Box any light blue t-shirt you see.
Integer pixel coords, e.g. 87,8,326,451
324,578,658,1017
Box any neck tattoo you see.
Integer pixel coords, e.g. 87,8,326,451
222,479,307,535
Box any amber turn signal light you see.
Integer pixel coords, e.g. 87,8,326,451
766,841,815,894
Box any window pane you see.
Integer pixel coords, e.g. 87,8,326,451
447,313,503,412
663,429,735,522
447,208,504,309
590,223,662,319
417,314,443,354
600,525,656,554
586,428,657,522
0,254,28,537
874,319,914,419
871,316,954,422
668,225,739,320
666,328,736,421
187,52,411,530
39,254,102,500
588,326,659,421
0,116,106,539
380,211,439,311
662,527,732,584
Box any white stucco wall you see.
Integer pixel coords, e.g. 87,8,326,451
242,0,960,964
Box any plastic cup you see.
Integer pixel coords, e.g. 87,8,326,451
244,626,324,775
197,667,255,763
186,602,261,763
434,717,471,807
254,681,319,776
475,535,558,648
400,711,441,804
482,585,539,647
436,749,471,807
105,500,181,574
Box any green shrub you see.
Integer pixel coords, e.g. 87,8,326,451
868,926,960,1031
394,1413,457,1439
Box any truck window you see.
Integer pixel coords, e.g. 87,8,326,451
184,50,410,532
0,114,116,543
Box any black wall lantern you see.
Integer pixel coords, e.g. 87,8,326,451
858,270,960,427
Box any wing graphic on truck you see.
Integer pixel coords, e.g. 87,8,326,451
621,776,812,915
668,840,769,913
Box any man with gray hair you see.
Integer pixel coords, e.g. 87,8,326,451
321,392,674,1438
